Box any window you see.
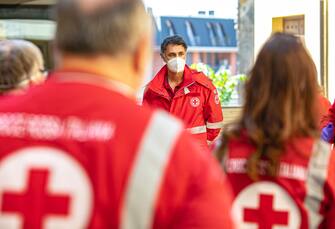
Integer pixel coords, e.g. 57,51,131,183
283,16,304,36
272,15,304,37
165,20,176,36
206,22,217,46
185,20,198,46
214,23,229,46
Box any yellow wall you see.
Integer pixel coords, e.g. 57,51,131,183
272,17,283,32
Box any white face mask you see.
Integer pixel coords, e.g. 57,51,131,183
167,57,186,73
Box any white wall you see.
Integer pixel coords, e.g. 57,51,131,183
328,0,335,102
144,0,238,18
254,0,321,81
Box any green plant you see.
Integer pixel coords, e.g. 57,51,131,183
190,63,246,105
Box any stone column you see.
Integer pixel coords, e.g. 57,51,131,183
237,0,254,74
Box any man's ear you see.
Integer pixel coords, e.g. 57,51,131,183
160,53,167,63
133,33,152,81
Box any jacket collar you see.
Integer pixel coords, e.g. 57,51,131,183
147,65,195,97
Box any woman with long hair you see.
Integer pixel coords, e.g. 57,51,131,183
217,33,335,228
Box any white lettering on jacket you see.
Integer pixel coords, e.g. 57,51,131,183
0,112,115,141
225,158,307,181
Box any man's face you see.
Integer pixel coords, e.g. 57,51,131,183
163,44,186,62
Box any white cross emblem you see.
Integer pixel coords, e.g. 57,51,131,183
0,147,93,228
232,181,301,228
190,97,200,107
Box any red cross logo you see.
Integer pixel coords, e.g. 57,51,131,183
244,194,289,229
232,181,300,228
190,97,200,107
0,147,93,228
1,169,70,229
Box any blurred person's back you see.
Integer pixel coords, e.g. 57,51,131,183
0,0,234,228
0,40,45,95
217,33,335,228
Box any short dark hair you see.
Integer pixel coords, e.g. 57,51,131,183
55,0,149,56
160,35,187,54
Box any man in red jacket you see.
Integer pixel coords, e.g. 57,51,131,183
143,35,224,149
0,0,234,228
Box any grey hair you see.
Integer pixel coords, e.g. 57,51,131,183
0,40,43,93
55,0,150,56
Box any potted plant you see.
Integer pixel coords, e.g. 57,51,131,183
190,63,246,106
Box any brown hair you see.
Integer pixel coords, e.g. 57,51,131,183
55,0,150,56
0,40,44,93
217,33,320,180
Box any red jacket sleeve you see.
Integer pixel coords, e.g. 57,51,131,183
321,100,335,137
320,98,332,126
322,148,335,228
153,131,234,229
327,101,335,124
204,88,224,143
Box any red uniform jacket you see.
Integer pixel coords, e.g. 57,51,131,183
143,65,223,149
222,134,335,228
321,99,335,132
318,95,331,121
0,70,234,229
